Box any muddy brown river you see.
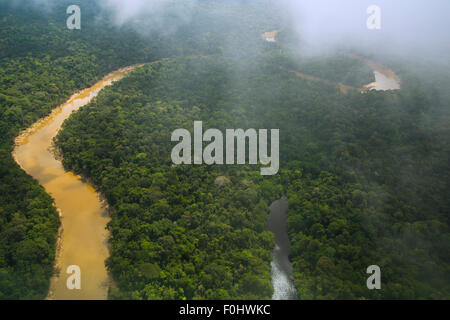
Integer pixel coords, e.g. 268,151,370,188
12,65,141,300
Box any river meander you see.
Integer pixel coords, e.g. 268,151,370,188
12,65,141,300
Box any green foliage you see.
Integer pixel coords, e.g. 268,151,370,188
1,0,449,300
57,52,450,299
0,0,279,299
0,0,159,298
56,58,279,299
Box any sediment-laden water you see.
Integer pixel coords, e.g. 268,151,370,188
12,65,141,300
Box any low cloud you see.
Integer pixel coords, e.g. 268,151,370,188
278,0,450,59
98,0,198,35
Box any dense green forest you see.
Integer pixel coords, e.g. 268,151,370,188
0,0,280,300
1,0,449,299
56,51,450,299
0,0,159,299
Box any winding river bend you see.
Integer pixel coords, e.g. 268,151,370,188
12,65,141,300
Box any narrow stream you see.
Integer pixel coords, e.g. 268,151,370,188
266,197,298,300
12,65,141,300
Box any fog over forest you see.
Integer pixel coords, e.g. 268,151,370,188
0,0,449,302
9,0,450,61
